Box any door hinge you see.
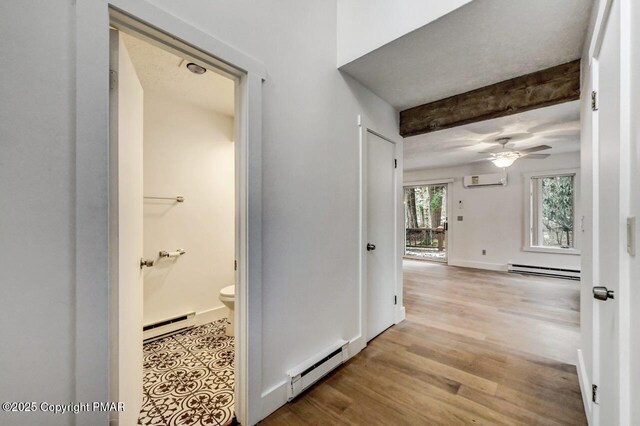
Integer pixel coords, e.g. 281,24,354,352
394,295,398,305
234,260,237,271
394,159,398,169
592,384,598,403
109,70,118,91
591,91,598,111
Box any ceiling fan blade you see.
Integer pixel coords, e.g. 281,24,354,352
522,154,550,159
519,144,552,154
478,147,504,154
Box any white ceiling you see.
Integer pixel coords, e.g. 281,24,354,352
403,101,580,170
122,33,235,117
340,0,593,110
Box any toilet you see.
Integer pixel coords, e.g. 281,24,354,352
219,285,235,337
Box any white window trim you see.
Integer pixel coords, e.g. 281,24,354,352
523,168,581,255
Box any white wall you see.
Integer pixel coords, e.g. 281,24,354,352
337,0,473,66
142,0,399,402
0,2,77,425
0,0,399,423
143,91,235,325
404,152,581,271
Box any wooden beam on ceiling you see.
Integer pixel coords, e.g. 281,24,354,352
399,59,581,138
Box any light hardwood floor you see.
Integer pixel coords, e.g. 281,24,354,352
262,260,586,425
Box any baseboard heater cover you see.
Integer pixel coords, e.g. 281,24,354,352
287,340,349,401
143,311,196,342
508,264,580,280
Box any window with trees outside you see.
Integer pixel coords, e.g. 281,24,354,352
526,170,579,254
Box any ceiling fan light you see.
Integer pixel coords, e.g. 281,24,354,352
492,156,517,168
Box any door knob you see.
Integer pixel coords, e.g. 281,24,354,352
593,286,614,301
140,258,155,269
367,243,376,251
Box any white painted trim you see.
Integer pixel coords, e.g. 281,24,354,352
109,0,266,78
395,306,406,324
588,1,634,424
402,181,452,264
445,182,453,265
577,348,592,424
194,306,228,326
142,307,227,341
260,381,288,420
77,1,265,424
75,1,111,424
523,246,581,256
448,259,508,271
358,117,405,347
259,337,361,420
588,0,614,65
523,168,581,254
404,178,454,187
589,48,602,426
618,2,632,424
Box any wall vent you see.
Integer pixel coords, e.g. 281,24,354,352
287,340,348,400
508,264,580,281
143,311,196,342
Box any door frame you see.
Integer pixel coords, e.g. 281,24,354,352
355,117,405,355
584,0,632,423
402,180,453,264
76,1,266,424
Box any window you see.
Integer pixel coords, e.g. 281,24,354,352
524,170,580,254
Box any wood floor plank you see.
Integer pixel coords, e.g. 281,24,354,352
262,261,587,425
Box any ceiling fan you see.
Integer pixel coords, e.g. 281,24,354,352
480,137,551,168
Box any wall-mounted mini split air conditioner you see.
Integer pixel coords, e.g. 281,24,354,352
463,172,507,188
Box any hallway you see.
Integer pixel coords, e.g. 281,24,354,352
264,260,586,425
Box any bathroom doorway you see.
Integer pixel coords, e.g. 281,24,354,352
109,24,242,426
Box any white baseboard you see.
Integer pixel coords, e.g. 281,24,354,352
143,306,228,340
448,259,508,271
259,338,363,422
260,381,288,420
348,335,366,358
194,305,227,326
576,349,592,424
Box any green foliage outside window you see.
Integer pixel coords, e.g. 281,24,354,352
541,175,574,248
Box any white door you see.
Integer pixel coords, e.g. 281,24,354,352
109,29,144,425
366,132,396,341
592,1,620,423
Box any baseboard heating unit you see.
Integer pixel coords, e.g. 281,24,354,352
143,311,196,342
287,340,349,400
508,264,580,281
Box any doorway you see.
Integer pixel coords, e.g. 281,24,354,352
403,184,448,263
110,16,247,424
365,131,397,341
358,123,404,345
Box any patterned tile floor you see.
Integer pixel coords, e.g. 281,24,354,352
138,319,235,426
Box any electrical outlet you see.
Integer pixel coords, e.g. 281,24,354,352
482,249,486,255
